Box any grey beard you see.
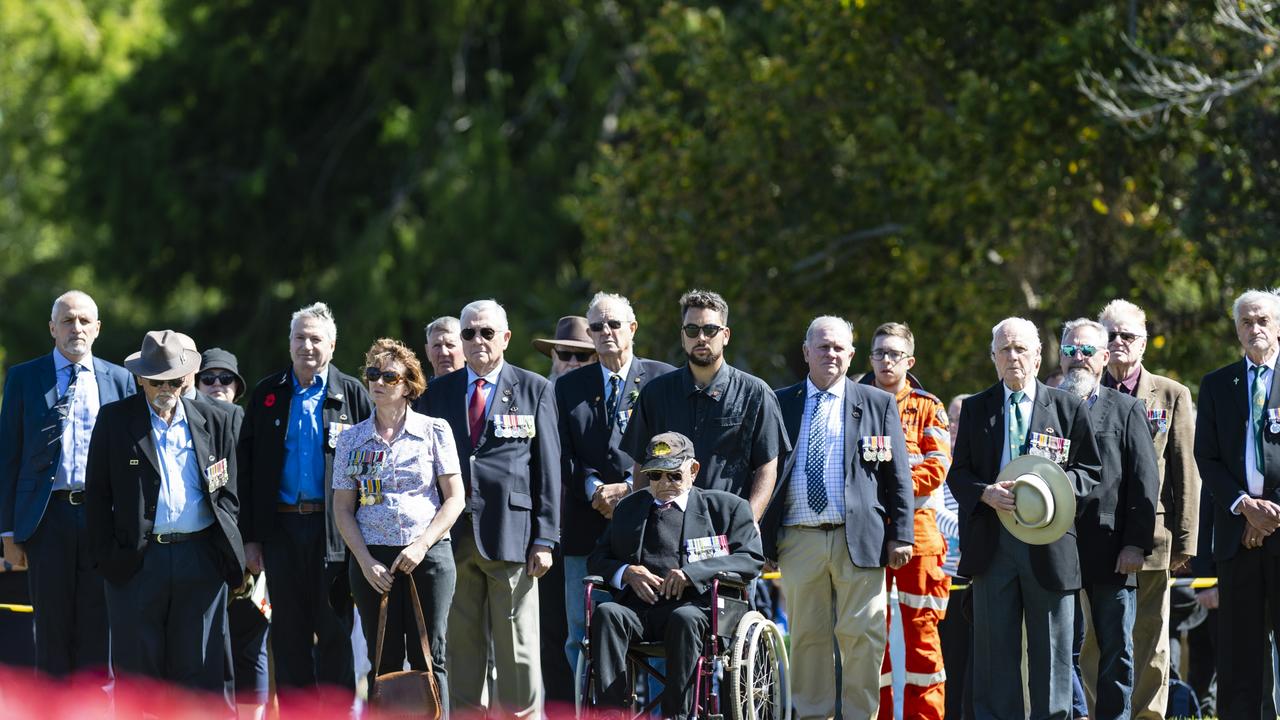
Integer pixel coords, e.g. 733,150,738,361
1057,367,1098,401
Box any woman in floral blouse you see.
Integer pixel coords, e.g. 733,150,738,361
333,338,465,710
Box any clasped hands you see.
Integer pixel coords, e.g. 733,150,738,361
591,482,629,519
1239,496,1280,550
622,565,691,605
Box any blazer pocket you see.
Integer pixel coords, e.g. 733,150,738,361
508,491,533,510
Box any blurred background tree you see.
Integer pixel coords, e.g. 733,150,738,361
3,0,1279,397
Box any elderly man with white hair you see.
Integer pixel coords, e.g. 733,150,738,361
1194,288,1280,717
1093,298,1200,719
420,298,561,718
946,316,1101,720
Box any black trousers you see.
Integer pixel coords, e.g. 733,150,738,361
103,534,233,713
538,545,573,704
349,540,454,716
228,591,269,704
1217,545,1280,719
25,495,109,678
938,583,973,720
264,512,354,691
591,599,709,720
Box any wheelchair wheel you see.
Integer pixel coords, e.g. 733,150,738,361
726,611,791,720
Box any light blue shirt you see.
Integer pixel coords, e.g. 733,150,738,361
280,368,327,504
52,350,99,492
149,400,215,534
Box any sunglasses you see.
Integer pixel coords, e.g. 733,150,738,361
146,378,184,389
682,323,725,339
1060,344,1100,357
198,373,237,387
1107,331,1145,344
460,327,497,341
644,470,683,483
555,349,595,362
588,319,624,333
870,350,911,363
364,368,405,386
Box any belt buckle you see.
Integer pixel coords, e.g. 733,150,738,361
67,490,84,506
155,533,171,545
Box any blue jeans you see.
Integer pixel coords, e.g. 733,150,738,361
564,554,611,679
1075,583,1136,720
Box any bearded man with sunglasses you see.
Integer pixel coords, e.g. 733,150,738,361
1058,319,1158,720
622,289,787,520
238,301,372,695
420,298,561,717
1093,299,1200,720
85,330,243,710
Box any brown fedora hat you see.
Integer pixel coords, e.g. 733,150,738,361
124,330,202,381
532,315,596,356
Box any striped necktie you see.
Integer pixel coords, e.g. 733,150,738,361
40,363,80,462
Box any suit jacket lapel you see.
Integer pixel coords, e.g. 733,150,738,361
92,357,118,405
679,490,712,563
1266,362,1280,491
842,378,863,466
41,354,59,410
1232,359,1251,429
129,396,162,477
1135,369,1158,410
184,398,214,494
624,492,652,564
782,383,805,446
985,385,1006,475
474,364,517,452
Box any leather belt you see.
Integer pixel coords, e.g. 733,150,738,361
277,501,325,514
149,527,211,544
792,522,844,531
51,489,85,506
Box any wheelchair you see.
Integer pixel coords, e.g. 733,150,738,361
574,571,790,720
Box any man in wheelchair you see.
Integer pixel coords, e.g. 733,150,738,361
587,431,764,719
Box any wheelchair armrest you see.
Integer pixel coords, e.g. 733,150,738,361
714,571,751,590
583,575,605,586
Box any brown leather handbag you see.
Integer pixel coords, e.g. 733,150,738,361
369,575,442,719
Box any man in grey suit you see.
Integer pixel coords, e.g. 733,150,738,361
420,298,560,717
761,315,914,719
0,290,135,680
947,316,1101,720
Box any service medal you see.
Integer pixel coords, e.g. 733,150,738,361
862,437,874,462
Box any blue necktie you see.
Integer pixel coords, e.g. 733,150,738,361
805,391,830,514
605,374,622,427
40,364,80,464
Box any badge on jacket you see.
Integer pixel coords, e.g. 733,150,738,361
493,414,536,439
205,458,229,493
1028,432,1070,464
1147,408,1169,433
1269,408,1280,435
685,534,729,563
862,436,892,462
328,421,352,448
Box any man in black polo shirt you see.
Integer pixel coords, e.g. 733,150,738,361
621,289,788,519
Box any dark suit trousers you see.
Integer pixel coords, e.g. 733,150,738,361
104,534,233,712
591,599,709,720
25,495,109,678
1217,546,1280,719
228,593,269,704
350,540,454,717
264,512,354,691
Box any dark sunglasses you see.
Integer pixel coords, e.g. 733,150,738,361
588,319,624,333
198,373,237,387
682,323,725,339
364,367,405,386
555,349,595,362
460,327,497,341
1060,344,1100,357
644,470,683,484
146,378,184,389
1107,331,1145,344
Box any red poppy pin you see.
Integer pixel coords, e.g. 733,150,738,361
264,393,277,408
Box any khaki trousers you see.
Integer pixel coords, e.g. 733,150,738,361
779,526,887,720
448,520,541,717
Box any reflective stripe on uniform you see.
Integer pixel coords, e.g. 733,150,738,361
897,589,949,611
904,669,947,687
879,671,893,688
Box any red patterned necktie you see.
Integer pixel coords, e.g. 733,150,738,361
469,378,487,447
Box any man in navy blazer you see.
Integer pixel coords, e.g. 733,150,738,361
1194,288,1280,717
760,315,914,719
555,291,674,678
420,298,560,717
947,317,1101,720
0,290,134,679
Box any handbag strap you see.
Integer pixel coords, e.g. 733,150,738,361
370,573,436,686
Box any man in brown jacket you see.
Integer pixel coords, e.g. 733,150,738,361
1085,299,1200,719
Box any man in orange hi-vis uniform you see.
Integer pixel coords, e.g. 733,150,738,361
862,322,951,720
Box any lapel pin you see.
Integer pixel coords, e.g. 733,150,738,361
1235,377,1241,386
129,459,139,466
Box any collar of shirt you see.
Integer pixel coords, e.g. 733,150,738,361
146,395,188,431
652,490,690,510
806,376,846,402
600,356,635,389
467,361,505,388
682,362,732,401
53,349,94,376
1002,381,1038,406
1102,364,1141,395
291,366,328,394
1087,389,1099,407
1246,350,1279,377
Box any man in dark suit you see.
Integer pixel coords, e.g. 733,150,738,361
947,316,1101,720
0,290,134,680
589,431,763,720
84,330,243,708
1057,319,1158,719
1194,288,1280,717
556,291,674,680
238,301,372,693
420,298,560,717
761,315,914,719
